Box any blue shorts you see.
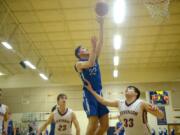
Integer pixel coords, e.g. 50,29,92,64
83,89,109,117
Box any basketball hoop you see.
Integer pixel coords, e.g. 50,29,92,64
143,0,170,23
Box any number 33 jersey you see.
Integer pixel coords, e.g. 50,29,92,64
118,99,151,135
54,108,73,135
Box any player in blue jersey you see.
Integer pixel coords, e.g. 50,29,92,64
7,113,16,135
74,17,109,135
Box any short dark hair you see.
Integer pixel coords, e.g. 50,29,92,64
75,46,81,59
57,93,67,101
127,86,140,99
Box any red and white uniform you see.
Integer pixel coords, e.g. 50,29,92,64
54,108,73,135
118,99,151,135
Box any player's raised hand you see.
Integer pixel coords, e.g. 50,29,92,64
91,36,97,49
83,79,93,92
147,104,158,111
97,16,104,24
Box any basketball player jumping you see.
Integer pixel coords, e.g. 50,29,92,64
0,89,9,135
74,17,109,135
84,80,164,135
38,94,80,135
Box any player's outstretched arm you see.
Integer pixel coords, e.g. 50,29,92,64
76,36,97,71
84,79,119,107
142,102,164,119
38,113,54,134
72,112,80,135
96,17,104,58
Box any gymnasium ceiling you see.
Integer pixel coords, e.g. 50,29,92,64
0,0,180,87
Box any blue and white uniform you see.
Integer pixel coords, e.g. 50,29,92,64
78,59,109,117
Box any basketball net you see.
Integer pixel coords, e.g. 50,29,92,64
143,0,170,23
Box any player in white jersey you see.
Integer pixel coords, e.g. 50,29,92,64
0,89,9,135
84,80,164,135
38,93,80,135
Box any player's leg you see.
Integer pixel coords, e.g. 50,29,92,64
83,95,99,135
95,113,109,135
86,116,98,135
95,101,109,135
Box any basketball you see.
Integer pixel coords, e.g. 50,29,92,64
95,0,108,16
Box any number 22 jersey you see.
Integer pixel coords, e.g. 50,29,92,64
118,99,151,135
54,108,72,135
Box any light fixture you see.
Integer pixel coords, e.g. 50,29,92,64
0,72,4,76
24,60,36,70
113,56,119,66
113,0,126,24
113,69,118,78
39,73,48,80
113,34,122,50
1,42,13,50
